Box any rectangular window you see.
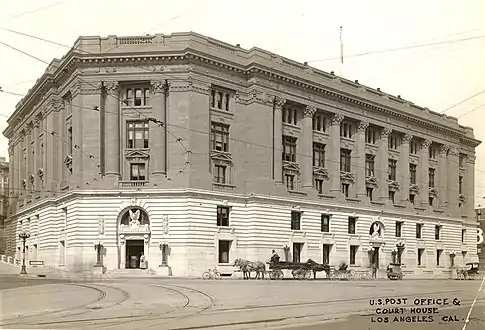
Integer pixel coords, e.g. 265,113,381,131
214,165,226,184
350,246,358,265
409,194,415,205
429,168,435,188
395,222,402,237
283,136,297,162
462,229,466,243
315,179,324,194
459,154,465,167
293,243,302,263
67,127,73,155
322,244,331,264
365,154,375,177
340,122,353,138
340,149,351,172
366,187,373,201
416,223,422,239
291,211,301,231
341,183,349,198
389,191,395,204
64,94,73,115
130,163,146,181
211,122,229,152
436,249,443,267
210,90,230,111
216,206,230,227
321,214,330,232
409,164,417,184
124,88,150,107
429,145,438,159
410,140,419,154
366,128,377,144
459,176,463,194
283,105,298,125
313,114,326,132
388,159,397,181
417,248,425,266
388,134,399,150
435,225,441,240
285,174,295,190
127,121,149,148
348,217,356,234
218,240,231,263
313,143,326,167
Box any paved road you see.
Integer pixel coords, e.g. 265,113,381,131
0,276,483,329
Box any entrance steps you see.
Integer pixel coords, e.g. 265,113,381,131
104,268,158,278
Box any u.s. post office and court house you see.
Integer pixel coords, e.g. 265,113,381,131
2,32,481,278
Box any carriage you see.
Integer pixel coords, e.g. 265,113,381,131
465,262,480,280
267,259,330,280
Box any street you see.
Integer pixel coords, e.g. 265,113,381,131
0,275,483,330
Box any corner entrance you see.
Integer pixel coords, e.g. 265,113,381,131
126,239,144,269
370,247,380,269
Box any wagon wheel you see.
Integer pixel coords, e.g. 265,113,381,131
275,269,284,279
305,269,313,279
291,269,298,279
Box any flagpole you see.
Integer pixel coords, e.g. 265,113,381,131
340,26,343,77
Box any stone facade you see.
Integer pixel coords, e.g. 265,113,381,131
476,208,485,269
1,32,481,278
0,157,8,254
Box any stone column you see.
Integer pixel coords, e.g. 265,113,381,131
33,118,41,193
17,133,24,197
438,145,449,209
150,81,168,181
273,97,285,184
8,144,15,202
378,128,391,201
356,121,368,200
399,134,412,203
301,105,316,190
329,114,344,193
120,239,126,269
447,146,460,217
419,139,431,208
104,81,120,184
11,142,17,196
464,155,475,218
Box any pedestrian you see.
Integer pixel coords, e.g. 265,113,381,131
371,261,377,278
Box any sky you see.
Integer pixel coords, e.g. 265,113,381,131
0,0,484,206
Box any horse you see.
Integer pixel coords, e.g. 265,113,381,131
305,259,331,279
234,258,266,280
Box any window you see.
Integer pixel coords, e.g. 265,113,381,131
459,154,465,167
313,143,326,167
64,94,73,115
322,245,331,264
350,246,358,265
214,165,226,184
389,191,395,204
127,121,149,148
450,254,455,267
435,225,441,240
130,163,146,181
459,176,463,194
210,90,231,111
429,168,435,188
283,136,297,162
429,197,434,206
341,183,349,198
124,88,150,107
416,223,422,239
409,164,417,184
285,174,295,190
348,217,356,234
417,248,425,266
217,206,230,227
366,128,378,144
293,243,302,263
315,179,323,194
211,122,229,152
366,187,373,201
388,160,397,181
67,127,73,155
409,194,415,205
321,214,330,232
365,155,375,177
410,140,419,154
462,229,466,243
388,134,399,150
395,222,402,237
283,105,298,125
429,145,438,159
340,122,353,138
291,211,301,230
218,240,231,263
313,114,326,132
436,249,443,267
340,149,351,172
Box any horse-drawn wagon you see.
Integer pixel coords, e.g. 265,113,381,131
268,259,330,280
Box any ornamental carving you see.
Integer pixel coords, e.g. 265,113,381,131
22,179,26,189
304,106,317,118
331,114,344,125
340,171,355,184
211,150,233,166
448,147,459,156
161,215,169,234
98,217,105,235
439,145,449,155
429,188,438,198
283,161,301,174
64,155,73,166
381,128,392,138
274,96,286,108
370,222,383,238
104,81,119,93
29,174,35,183
402,134,413,143
422,139,432,148
119,209,150,233
125,149,150,159
151,80,168,94
365,176,379,188
313,167,329,180
409,184,420,194
458,194,466,203
358,122,369,133
388,180,400,192
466,155,476,164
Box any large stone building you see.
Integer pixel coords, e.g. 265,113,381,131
2,32,481,278
476,207,485,269
0,156,8,255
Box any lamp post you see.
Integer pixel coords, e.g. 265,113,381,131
18,231,30,275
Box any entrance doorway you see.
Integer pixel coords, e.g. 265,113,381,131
126,240,144,269
370,247,380,269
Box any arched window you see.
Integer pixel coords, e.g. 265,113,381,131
120,208,150,226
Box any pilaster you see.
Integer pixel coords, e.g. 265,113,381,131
419,139,431,208
399,134,412,203
329,114,344,194
149,80,168,183
356,121,368,200
301,105,316,192
447,146,459,217
104,81,121,187
378,128,391,201
46,102,61,194
273,97,285,185
438,145,449,209
33,118,42,196
464,155,475,219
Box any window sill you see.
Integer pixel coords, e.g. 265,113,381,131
119,180,149,188
418,265,426,268
346,197,360,203
210,107,233,115
213,183,236,190
318,194,335,199
370,201,385,206
393,203,406,208
288,190,307,196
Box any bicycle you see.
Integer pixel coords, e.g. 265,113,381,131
202,267,221,280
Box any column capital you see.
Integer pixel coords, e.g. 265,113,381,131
104,81,119,93
439,145,449,155
381,127,392,138
331,113,344,125
422,139,432,148
448,146,459,156
403,133,413,143
358,121,369,133
466,154,476,164
304,105,317,118
274,96,286,108
151,80,169,94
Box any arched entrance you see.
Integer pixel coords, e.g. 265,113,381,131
368,221,385,270
117,207,151,269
